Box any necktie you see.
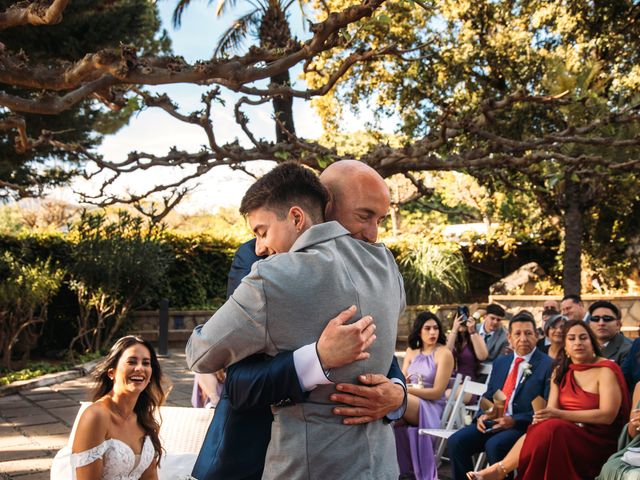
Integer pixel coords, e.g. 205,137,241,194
502,357,525,415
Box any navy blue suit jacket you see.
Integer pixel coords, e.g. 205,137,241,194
479,348,553,431
622,337,640,392
191,239,405,480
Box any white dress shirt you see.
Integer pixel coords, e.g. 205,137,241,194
505,348,536,416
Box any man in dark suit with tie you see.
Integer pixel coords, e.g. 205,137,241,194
447,311,553,480
191,160,407,480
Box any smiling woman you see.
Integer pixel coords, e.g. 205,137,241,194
50,336,167,480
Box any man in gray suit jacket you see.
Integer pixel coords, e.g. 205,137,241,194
187,162,406,480
479,304,509,373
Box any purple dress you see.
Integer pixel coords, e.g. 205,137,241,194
455,343,478,380
394,351,446,480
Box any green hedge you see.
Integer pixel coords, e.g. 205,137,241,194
0,233,238,355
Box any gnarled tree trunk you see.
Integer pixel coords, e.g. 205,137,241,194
562,174,582,295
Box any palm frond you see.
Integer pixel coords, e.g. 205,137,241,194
172,0,193,28
213,9,261,58
398,241,469,305
215,0,242,17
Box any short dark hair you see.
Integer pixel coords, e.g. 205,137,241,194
588,300,620,319
239,162,328,223
408,311,446,349
508,310,536,332
486,304,505,318
562,294,582,304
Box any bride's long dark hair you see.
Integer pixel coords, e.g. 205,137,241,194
93,335,167,463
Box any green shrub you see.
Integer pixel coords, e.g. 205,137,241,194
389,239,469,305
68,211,172,353
0,252,64,369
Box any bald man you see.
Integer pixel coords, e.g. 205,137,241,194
191,160,406,480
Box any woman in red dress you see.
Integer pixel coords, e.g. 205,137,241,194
467,319,630,480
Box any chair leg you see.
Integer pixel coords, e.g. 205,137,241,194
474,452,486,471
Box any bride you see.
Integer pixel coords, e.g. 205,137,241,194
52,335,166,479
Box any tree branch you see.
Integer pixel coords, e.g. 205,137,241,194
0,0,387,112
0,0,70,30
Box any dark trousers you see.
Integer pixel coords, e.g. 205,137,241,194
447,424,524,480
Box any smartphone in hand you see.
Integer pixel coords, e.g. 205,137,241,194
483,419,495,433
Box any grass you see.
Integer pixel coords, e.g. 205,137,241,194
0,352,102,386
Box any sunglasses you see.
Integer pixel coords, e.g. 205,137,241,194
590,315,617,323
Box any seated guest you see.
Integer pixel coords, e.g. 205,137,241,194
561,293,588,321
589,300,632,365
395,312,454,480
622,338,640,391
447,311,553,480
542,299,560,316
540,300,559,329
538,314,567,360
538,300,559,342
467,319,630,480
597,381,640,480
478,304,509,368
446,310,488,395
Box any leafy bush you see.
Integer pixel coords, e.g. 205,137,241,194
68,211,171,353
390,239,469,305
162,233,236,310
0,252,64,369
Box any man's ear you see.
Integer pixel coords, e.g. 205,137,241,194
324,191,335,218
289,206,306,232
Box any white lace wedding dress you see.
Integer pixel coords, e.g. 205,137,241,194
50,436,155,479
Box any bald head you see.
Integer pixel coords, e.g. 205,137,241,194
319,160,390,243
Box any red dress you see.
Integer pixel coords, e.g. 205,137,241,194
516,360,630,480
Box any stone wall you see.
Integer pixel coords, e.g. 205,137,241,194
130,294,640,347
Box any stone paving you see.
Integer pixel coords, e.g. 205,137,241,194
0,349,454,479
0,350,194,480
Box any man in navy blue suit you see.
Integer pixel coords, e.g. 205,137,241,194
191,160,407,480
622,336,640,391
447,311,553,480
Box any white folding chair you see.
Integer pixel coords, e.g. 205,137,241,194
464,376,489,419
419,376,488,466
439,374,463,429
478,362,493,378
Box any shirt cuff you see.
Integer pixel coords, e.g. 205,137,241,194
385,377,407,421
293,342,333,392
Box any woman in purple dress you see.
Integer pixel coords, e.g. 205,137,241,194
446,311,489,402
395,311,455,480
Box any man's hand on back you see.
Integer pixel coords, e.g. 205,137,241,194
330,374,404,425
317,305,377,370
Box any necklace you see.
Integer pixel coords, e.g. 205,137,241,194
110,399,134,422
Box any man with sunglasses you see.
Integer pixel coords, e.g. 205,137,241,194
588,300,632,365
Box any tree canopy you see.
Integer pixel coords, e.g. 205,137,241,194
0,0,170,199
1,0,640,293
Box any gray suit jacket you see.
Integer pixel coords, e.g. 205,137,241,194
186,221,406,480
484,326,508,362
602,332,632,365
